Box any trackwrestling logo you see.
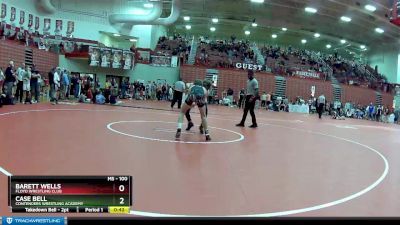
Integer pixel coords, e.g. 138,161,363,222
6,217,13,224
2,217,64,225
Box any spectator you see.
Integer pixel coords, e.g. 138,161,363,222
4,61,16,97
15,63,25,103
261,92,267,108
51,68,60,105
0,67,4,95
22,65,32,104
96,91,106,104
30,65,41,103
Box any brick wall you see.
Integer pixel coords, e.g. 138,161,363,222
180,65,394,106
382,92,394,107
32,48,59,77
0,40,59,77
0,40,25,70
341,85,377,106
286,77,333,103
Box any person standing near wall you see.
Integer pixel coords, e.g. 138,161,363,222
30,65,41,103
171,78,185,109
51,68,60,105
4,61,16,99
15,63,25,103
236,70,259,128
22,65,32,104
317,94,326,119
48,68,55,102
238,88,245,109
0,67,4,95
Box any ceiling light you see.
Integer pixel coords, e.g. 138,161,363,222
252,23,258,27
183,16,190,21
314,33,320,38
341,39,347,44
210,27,216,32
113,33,121,37
360,45,366,49
375,27,384,33
129,39,137,42
340,16,352,22
305,7,317,13
185,25,191,30
143,3,153,8
272,34,277,38
251,0,265,3
301,39,307,44
282,27,287,31
212,18,219,23
326,44,332,49
365,5,376,12
245,30,251,35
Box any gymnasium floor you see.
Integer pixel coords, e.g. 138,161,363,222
0,101,399,217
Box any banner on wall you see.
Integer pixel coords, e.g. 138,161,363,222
38,37,46,50
137,50,151,63
19,10,25,25
151,55,171,67
89,46,101,66
100,48,111,68
55,20,62,32
43,18,51,35
1,3,6,19
35,16,39,30
294,70,322,79
10,7,15,22
0,21,4,36
66,21,74,37
55,19,62,40
123,50,134,70
112,49,123,69
28,14,33,27
171,56,178,67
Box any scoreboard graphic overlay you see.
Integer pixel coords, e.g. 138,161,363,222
8,176,132,214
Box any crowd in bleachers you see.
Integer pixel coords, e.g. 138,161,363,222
154,34,191,65
195,37,257,68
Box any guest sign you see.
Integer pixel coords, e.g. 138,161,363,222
235,63,263,71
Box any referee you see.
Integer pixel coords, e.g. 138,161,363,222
171,78,185,109
236,70,259,128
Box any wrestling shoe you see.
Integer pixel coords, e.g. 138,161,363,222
236,123,245,127
175,129,181,139
249,124,258,128
205,130,211,141
205,135,212,141
199,125,204,134
186,121,194,131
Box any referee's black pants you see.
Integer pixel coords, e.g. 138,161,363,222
171,91,183,109
240,95,257,126
317,103,325,119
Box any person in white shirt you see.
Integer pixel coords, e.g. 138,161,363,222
15,63,25,103
22,65,32,104
52,68,61,105
261,92,267,108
